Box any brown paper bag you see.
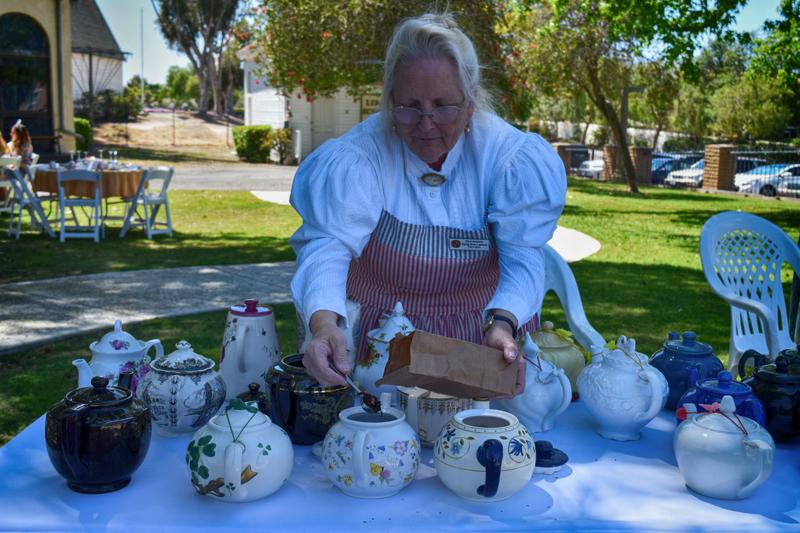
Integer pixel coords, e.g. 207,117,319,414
376,331,517,397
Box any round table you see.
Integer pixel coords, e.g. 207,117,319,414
34,168,143,198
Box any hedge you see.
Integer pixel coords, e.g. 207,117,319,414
74,118,92,151
232,125,292,164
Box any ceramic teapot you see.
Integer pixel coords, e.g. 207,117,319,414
323,406,420,498
45,376,152,493
494,334,572,433
577,336,668,441
650,331,724,409
73,319,163,392
219,300,281,401
677,369,766,426
187,399,293,503
136,340,227,437
434,406,536,502
742,353,800,442
532,321,585,400
353,301,414,402
267,353,353,444
397,387,474,446
674,395,774,500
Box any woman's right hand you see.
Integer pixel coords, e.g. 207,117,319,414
303,310,350,387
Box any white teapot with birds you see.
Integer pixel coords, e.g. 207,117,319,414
494,333,572,432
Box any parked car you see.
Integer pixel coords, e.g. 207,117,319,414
777,176,800,198
651,155,702,184
566,144,590,170
577,159,604,179
735,164,800,196
664,159,705,188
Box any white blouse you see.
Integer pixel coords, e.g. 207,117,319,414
290,111,566,328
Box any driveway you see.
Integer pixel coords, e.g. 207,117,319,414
170,163,298,191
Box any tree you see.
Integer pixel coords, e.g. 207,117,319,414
629,62,679,149
710,76,791,142
152,0,240,113
671,83,710,144
166,65,200,108
505,0,746,192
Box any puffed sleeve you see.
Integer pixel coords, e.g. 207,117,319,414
485,133,566,326
289,139,384,326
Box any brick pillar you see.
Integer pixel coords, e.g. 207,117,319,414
603,144,621,181
704,144,736,191
629,146,653,185
552,142,571,173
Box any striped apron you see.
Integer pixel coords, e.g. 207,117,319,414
346,210,538,364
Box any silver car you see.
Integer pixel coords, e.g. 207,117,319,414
664,159,705,188
777,176,800,198
577,159,604,179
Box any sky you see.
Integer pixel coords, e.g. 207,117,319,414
97,0,783,86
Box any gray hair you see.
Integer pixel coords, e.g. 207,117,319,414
380,13,491,128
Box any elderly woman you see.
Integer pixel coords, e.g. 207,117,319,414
290,13,566,394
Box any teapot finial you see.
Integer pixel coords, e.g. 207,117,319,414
523,333,540,359
719,395,736,415
616,335,636,354
392,301,404,316
114,319,122,333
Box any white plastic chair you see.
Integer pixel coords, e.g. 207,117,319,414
4,167,55,239
542,244,606,351
57,168,102,243
119,166,174,239
700,211,800,369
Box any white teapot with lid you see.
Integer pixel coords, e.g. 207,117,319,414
354,301,414,401
72,319,163,392
674,395,774,500
577,336,668,441
187,399,293,502
494,334,572,432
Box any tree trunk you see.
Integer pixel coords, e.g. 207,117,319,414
208,55,223,114
652,126,662,151
581,121,590,144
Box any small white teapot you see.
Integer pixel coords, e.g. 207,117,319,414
72,319,163,392
353,301,414,401
674,395,774,500
577,336,668,441
494,334,572,432
187,399,294,502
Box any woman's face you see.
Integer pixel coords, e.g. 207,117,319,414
392,56,473,164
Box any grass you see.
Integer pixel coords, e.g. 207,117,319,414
93,143,242,167
1,178,798,446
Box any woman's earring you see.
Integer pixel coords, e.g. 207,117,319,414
464,124,471,134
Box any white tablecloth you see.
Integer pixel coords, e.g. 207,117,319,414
1,402,799,532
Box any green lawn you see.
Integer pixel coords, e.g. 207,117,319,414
1,179,798,446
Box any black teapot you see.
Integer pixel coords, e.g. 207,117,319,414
45,376,152,493
742,351,800,442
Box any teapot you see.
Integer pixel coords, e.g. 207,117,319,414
353,301,414,401
187,399,293,502
677,369,766,426
73,319,163,392
577,336,668,441
742,352,800,442
219,299,281,401
674,395,774,500
434,405,536,502
136,340,227,437
397,387,474,446
494,334,572,432
45,376,152,493
532,321,585,400
650,331,724,409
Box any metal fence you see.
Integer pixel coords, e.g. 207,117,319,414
731,149,800,197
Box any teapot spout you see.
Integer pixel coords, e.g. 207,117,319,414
72,359,94,388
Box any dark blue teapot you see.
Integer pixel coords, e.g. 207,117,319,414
650,331,724,409
676,369,766,426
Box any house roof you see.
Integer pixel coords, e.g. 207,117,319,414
71,0,128,60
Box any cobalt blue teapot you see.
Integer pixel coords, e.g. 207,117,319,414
676,369,766,426
650,331,724,409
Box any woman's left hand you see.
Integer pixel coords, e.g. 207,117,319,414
483,322,525,396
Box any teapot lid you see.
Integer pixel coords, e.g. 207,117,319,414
691,396,761,434
92,319,143,354
534,440,568,469
697,370,752,397
67,376,132,406
662,331,714,358
151,340,214,373
754,355,800,384
368,301,415,342
230,299,273,317
211,399,268,432
532,321,573,349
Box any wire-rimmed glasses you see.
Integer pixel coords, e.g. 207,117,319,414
392,104,464,126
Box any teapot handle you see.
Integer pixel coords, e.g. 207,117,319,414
550,369,573,428
406,392,419,434
143,339,164,362
352,430,370,488
738,350,770,379
224,440,247,502
738,439,774,499
636,368,665,423
60,403,89,480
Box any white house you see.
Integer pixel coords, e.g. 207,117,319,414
70,0,127,101
237,45,378,160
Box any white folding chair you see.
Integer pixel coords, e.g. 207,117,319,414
4,167,55,239
700,211,800,369
119,166,174,239
57,168,103,243
0,155,21,214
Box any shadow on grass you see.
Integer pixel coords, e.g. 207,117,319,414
92,144,239,164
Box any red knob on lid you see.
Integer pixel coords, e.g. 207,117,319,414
244,299,258,313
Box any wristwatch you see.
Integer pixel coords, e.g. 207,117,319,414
483,313,518,339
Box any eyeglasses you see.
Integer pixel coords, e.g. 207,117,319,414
392,104,463,125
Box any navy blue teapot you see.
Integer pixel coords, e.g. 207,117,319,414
650,331,724,409
676,369,766,426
